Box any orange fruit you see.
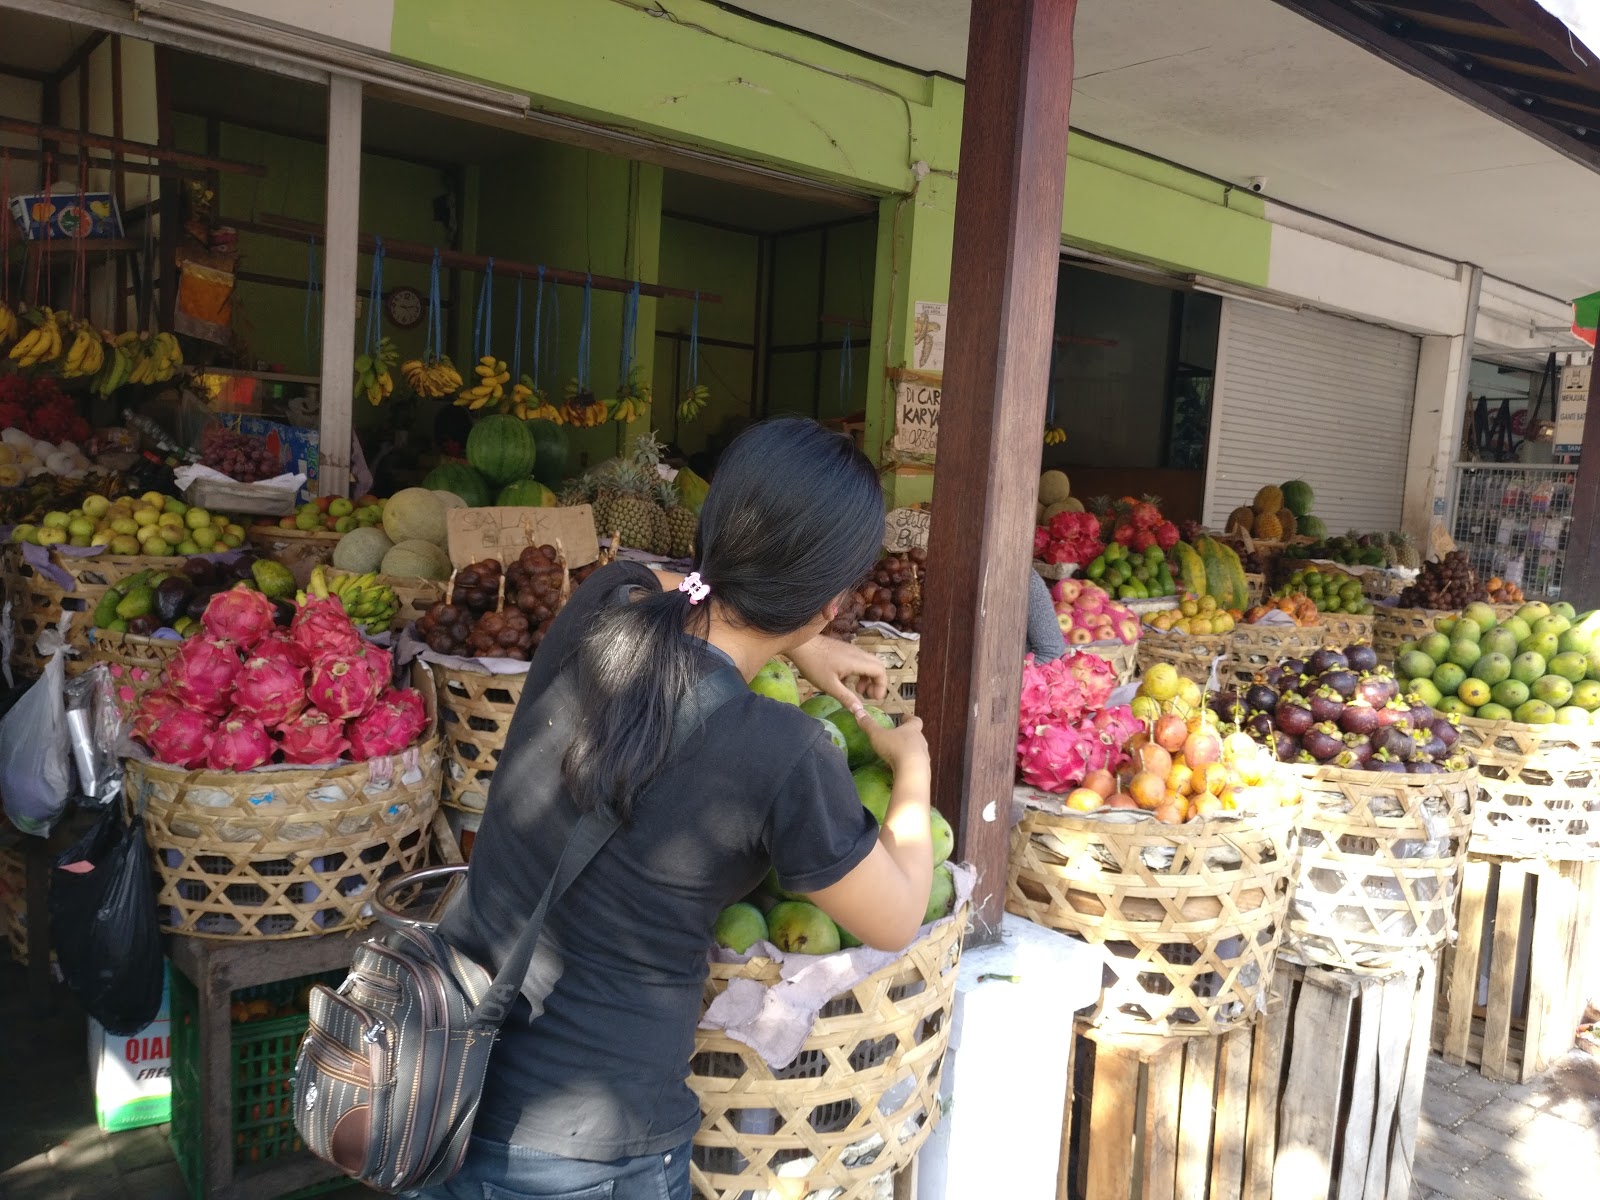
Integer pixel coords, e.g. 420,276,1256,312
1134,743,1172,779
1193,794,1223,819
1203,762,1232,795
1184,728,1223,768
1082,768,1116,799
1167,763,1195,797
1128,772,1166,810
1153,801,1184,824
1104,792,1140,810
1066,787,1104,812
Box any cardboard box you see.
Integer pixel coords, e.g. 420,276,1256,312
87,975,172,1133
217,414,320,502
9,192,123,240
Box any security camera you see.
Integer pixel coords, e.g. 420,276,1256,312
1249,177,1268,193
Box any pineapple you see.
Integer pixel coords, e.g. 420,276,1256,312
657,479,696,559
1252,485,1284,516
1393,531,1421,571
1227,506,1256,536
1276,509,1298,539
608,459,660,551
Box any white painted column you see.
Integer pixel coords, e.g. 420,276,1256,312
316,74,362,499
1401,267,1480,541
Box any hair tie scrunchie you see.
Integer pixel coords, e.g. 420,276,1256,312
678,572,711,605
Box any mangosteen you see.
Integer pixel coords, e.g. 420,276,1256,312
1275,694,1314,737
1419,733,1448,760
1357,674,1399,707
1369,754,1408,774
1375,700,1413,730
1308,648,1349,675
1432,719,1460,749
1246,684,1280,714
154,576,192,623
1264,665,1289,691
1320,668,1359,699
231,556,257,582
1272,731,1301,761
1407,760,1443,775
186,591,213,619
127,614,158,637
1407,700,1436,728
1373,725,1415,761
1443,754,1473,773
1247,712,1275,741
1344,644,1378,673
1310,687,1346,725
1210,689,1242,722
1304,722,1345,761
1342,733,1375,766
1282,657,1307,678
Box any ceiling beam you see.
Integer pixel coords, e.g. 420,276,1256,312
1367,0,1505,25
1471,0,1600,87
0,63,54,85
1460,62,1600,114
47,29,106,87
1386,23,1562,70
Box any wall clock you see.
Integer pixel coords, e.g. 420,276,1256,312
385,285,425,330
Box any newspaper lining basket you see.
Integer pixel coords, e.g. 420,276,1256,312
90,629,181,718
1229,622,1325,686
1061,640,1139,686
1373,606,1452,662
1006,789,1299,1035
688,906,966,1199
1135,629,1231,686
1454,716,1600,860
1285,763,1475,973
435,663,528,813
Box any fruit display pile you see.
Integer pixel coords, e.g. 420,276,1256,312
1035,469,1083,526
415,547,568,660
272,495,387,535
1095,495,1181,556
301,565,401,635
1226,481,1325,541
1083,542,1174,600
1271,568,1373,616
561,435,699,558
1172,537,1251,611
1244,594,1320,627
1397,550,1484,609
1145,594,1237,636
12,490,245,556
0,303,183,394
1394,602,1600,725
1053,580,1141,645
1015,650,1141,794
1034,509,1104,569
830,550,926,637
92,553,294,637
131,587,426,770
200,425,281,483
1281,531,1419,570
0,432,96,487
0,375,90,447
423,413,570,508
1218,644,1471,773
324,487,452,582
1484,575,1526,606
711,660,957,956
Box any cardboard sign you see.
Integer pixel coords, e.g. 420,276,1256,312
1556,364,1590,456
913,301,947,371
447,505,600,569
883,507,930,552
891,376,941,458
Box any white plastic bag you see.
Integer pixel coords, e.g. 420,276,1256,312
0,648,73,836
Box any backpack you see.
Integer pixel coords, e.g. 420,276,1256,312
293,664,745,1191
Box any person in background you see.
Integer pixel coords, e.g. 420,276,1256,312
1026,569,1066,663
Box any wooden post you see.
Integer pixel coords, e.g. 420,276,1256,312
918,0,1078,936
316,75,362,499
1564,355,1600,608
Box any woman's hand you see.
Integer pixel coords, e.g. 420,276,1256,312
789,635,888,705
855,705,930,778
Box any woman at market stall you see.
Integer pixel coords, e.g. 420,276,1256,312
1026,569,1067,663
425,417,934,1200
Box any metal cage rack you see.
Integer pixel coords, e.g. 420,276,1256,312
1448,463,1576,600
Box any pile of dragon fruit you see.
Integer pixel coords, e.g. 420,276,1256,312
1212,643,1473,775
131,585,427,771
1034,510,1105,568
1015,651,1142,792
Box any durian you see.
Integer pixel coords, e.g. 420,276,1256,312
1276,509,1298,539
1254,510,1284,540
1252,485,1284,516
1227,506,1256,536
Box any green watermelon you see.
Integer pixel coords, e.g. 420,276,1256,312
1281,480,1315,518
422,462,491,507
495,478,557,507
1299,514,1327,539
525,419,570,487
467,414,537,486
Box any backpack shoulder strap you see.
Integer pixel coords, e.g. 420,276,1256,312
468,662,746,1031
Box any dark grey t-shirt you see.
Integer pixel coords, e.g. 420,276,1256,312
438,562,878,1160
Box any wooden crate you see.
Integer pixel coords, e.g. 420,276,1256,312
1062,957,1436,1200
1433,855,1600,1082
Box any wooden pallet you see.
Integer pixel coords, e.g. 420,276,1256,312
1062,957,1435,1200
1433,855,1600,1082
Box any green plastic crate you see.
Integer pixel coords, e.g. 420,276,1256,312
167,964,347,1200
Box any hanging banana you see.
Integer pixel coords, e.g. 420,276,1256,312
0,301,19,349
354,337,399,405
677,383,711,422
455,353,509,410
59,321,106,379
7,307,64,367
1043,425,1066,446
401,354,462,399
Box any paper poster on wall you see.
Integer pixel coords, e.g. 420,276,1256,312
913,301,947,371
890,374,941,458
883,507,930,552
1556,365,1589,456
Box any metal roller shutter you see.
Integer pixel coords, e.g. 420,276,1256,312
1205,302,1420,533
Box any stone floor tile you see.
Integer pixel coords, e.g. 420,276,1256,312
1423,1084,1488,1129
1449,1068,1509,1107
1468,1095,1540,1137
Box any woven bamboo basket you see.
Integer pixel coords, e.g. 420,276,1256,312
1373,606,1453,662
1454,716,1600,860
1320,612,1376,645
1061,640,1139,686
245,525,341,586
90,629,182,719
1245,572,1266,606
6,549,156,678
324,568,445,632
1006,790,1300,1035
1135,629,1231,686
1228,622,1325,687
1285,763,1476,973
125,709,443,939
435,663,528,813
688,906,966,1199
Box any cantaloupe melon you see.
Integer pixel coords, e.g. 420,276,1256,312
382,487,448,548
332,526,394,573
1038,470,1072,506
381,538,452,581
1043,499,1084,521
432,490,468,510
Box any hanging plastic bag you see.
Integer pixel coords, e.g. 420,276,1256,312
0,646,73,836
50,798,165,1035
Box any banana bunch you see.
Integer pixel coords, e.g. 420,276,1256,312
93,338,137,396
354,337,398,406
305,565,400,632
0,301,19,348
677,383,711,422
1043,424,1066,446
456,354,510,410
610,364,653,424
8,307,65,366
528,399,565,424
562,379,611,428
503,374,535,417
122,330,183,386
400,354,463,399
60,321,106,379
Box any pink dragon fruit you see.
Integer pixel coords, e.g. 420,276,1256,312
1061,652,1117,710
200,585,277,650
346,687,428,761
145,709,217,769
168,637,244,714
252,631,307,671
277,711,351,765
206,716,275,771
132,687,187,743
307,644,392,721
290,596,362,662
233,655,308,727
1016,723,1097,792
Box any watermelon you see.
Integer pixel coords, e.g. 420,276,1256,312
422,463,492,507
495,479,557,507
1299,515,1328,540
467,414,537,486
525,419,570,487
1281,480,1315,518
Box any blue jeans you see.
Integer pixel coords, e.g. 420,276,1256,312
413,1135,693,1200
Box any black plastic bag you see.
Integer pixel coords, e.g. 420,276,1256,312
49,802,164,1035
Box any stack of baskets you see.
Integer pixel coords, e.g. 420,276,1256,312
6,547,172,680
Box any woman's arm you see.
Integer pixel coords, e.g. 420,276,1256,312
788,635,889,704
1025,570,1067,663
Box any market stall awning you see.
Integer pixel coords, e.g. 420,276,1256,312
1572,291,1600,346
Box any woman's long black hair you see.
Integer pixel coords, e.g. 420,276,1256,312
562,419,884,820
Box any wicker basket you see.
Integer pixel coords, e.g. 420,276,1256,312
325,569,445,632
1245,572,1266,606
125,721,443,940
850,633,918,716
1229,622,1325,687
1285,763,1476,973
6,549,161,679
1135,629,1231,686
1373,606,1452,663
1061,640,1138,686
689,907,966,1199
90,629,182,718
1454,717,1600,860
435,663,527,813
1006,790,1299,1035
1320,613,1376,646
245,526,342,586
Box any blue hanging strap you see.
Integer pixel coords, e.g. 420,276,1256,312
531,266,546,391
426,249,444,362
363,236,385,356
839,320,854,406
547,279,560,389
303,235,322,360
618,281,639,387
688,290,700,394
512,273,524,381
577,274,592,392
473,257,495,362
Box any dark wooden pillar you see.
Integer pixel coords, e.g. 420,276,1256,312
1563,358,1600,609
919,0,1078,936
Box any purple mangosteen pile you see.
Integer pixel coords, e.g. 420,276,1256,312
1210,643,1473,775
